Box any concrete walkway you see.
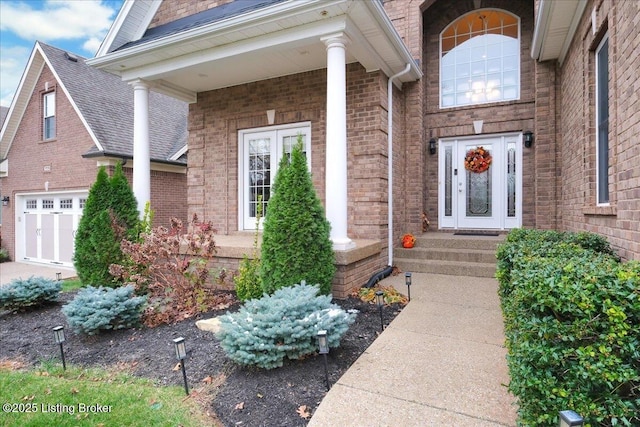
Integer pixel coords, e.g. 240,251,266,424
0,262,77,286
309,273,518,427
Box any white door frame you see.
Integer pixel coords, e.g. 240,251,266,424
238,122,311,231
438,132,523,230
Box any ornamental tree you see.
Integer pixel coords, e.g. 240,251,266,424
260,136,335,295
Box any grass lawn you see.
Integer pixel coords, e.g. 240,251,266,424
0,361,218,427
60,278,83,293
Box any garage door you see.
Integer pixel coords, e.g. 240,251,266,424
19,192,87,267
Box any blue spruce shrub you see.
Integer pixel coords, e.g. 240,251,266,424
0,276,61,311
62,285,146,335
218,282,356,369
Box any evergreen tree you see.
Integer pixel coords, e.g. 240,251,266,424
73,164,141,286
261,136,336,295
110,162,140,238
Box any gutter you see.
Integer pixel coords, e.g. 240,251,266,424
387,63,411,266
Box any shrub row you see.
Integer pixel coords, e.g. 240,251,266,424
496,229,639,426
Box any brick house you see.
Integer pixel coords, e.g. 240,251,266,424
0,42,188,268
88,0,639,296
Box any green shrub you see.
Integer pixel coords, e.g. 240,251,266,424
74,164,140,287
497,229,640,426
235,196,263,302
0,248,10,263
0,276,61,311
261,137,335,295
218,282,356,369
62,285,146,335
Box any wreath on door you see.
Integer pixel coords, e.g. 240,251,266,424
464,146,492,173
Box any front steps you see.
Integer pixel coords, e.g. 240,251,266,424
394,233,505,278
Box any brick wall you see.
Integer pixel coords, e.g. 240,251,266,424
556,0,640,260
149,0,234,28
120,167,188,228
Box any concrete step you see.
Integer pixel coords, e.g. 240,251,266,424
394,258,497,278
395,246,497,264
394,233,503,277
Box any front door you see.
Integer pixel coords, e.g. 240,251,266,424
438,133,522,230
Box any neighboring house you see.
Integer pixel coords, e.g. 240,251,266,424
87,0,639,296
0,42,188,268
0,106,8,226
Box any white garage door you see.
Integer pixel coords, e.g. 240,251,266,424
18,192,87,267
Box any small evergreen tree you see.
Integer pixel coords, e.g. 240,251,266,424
73,163,141,286
110,162,140,238
261,136,335,295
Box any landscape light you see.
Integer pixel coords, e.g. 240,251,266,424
559,410,583,427
375,290,384,331
53,326,66,370
317,330,330,390
405,272,412,301
173,337,189,395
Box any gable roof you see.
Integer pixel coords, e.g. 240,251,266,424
88,0,421,101
0,42,187,165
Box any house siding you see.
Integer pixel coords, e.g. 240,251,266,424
556,0,640,261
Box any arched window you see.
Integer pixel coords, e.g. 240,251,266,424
440,9,520,108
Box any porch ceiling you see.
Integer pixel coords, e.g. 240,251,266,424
87,0,421,102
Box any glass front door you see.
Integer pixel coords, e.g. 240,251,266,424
438,133,522,230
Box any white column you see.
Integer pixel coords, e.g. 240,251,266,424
322,34,354,250
131,80,151,217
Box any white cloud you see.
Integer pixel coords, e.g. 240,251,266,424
0,1,115,50
82,37,103,55
0,45,31,107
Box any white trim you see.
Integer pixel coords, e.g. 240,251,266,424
95,158,186,174
238,121,311,231
169,144,188,161
96,0,162,57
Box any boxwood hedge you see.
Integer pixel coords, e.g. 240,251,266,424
496,229,639,426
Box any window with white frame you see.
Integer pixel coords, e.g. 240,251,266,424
596,34,609,205
239,123,311,230
43,92,56,140
440,9,520,108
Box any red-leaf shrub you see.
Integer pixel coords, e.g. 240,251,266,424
109,214,228,327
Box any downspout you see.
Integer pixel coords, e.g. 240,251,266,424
365,63,411,288
387,63,411,266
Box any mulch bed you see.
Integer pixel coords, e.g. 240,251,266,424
0,290,403,426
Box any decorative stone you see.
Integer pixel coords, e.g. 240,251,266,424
195,317,222,334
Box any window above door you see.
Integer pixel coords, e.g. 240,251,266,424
440,9,520,109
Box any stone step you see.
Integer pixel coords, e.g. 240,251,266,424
395,246,497,263
394,258,497,278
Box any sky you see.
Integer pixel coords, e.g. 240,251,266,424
0,0,125,107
